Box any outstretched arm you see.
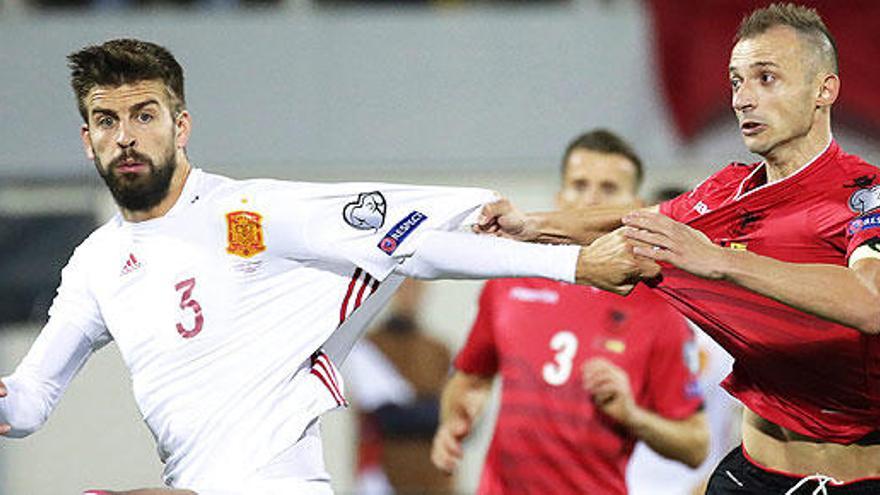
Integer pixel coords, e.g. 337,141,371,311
582,358,709,468
474,197,656,245
431,371,493,475
397,229,660,295
623,210,880,335
0,318,103,438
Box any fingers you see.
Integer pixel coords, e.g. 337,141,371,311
0,379,8,435
622,226,674,251
475,199,512,231
637,258,662,278
622,210,676,232
633,245,673,263
431,427,464,475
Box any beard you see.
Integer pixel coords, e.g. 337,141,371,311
95,146,177,212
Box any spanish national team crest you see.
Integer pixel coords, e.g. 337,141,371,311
226,211,266,258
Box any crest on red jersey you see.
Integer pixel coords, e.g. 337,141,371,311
849,185,880,214
226,211,266,258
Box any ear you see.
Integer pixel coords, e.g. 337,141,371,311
175,110,192,149
80,124,95,160
816,73,840,108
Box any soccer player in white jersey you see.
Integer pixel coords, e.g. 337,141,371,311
0,39,659,495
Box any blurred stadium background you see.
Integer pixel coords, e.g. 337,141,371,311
1,0,879,493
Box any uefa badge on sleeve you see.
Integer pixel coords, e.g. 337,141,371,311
343,191,387,231
226,211,267,258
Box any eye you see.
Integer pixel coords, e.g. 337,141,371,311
96,115,115,128
730,78,742,90
136,112,154,124
600,183,619,195
760,72,776,84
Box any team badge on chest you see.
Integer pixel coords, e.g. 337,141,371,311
226,211,266,258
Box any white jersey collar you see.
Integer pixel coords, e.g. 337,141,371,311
734,138,833,201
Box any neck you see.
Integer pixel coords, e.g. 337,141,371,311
121,156,192,223
762,117,832,183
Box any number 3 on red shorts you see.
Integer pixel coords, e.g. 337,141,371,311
174,277,204,338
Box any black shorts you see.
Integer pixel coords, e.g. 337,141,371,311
705,446,880,494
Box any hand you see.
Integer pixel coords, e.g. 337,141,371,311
582,358,637,426
431,416,471,475
473,198,538,241
575,228,661,295
622,211,727,280
0,379,10,436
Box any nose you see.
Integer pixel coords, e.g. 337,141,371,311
733,81,756,113
581,189,601,207
115,121,136,149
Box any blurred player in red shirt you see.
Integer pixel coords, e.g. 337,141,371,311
476,4,880,494
431,129,708,494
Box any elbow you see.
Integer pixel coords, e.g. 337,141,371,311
854,308,880,335
6,426,39,439
684,429,710,468
3,415,44,438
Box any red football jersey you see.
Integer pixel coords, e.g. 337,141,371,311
657,140,880,443
455,279,702,495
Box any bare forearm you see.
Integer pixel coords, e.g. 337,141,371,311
529,206,637,245
719,250,880,334
440,372,492,424
625,409,708,468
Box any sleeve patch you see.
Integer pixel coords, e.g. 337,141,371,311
377,211,428,255
847,212,880,236
343,191,387,230
848,186,880,214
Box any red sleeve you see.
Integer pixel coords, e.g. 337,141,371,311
642,309,704,419
845,211,880,261
453,281,500,376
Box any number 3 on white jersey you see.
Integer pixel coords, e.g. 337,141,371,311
542,330,578,386
175,277,204,339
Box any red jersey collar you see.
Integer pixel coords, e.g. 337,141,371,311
734,139,839,201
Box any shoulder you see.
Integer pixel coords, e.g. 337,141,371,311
70,216,121,262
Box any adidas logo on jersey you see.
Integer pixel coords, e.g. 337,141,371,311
120,253,142,276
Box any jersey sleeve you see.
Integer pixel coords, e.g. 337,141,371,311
641,309,703,420
0,246,111,437
453,282,501,376
845,211,880,261
256,181,498,282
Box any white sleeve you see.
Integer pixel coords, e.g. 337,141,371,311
256,181,498,281
396,230,580,283
0,248,110,438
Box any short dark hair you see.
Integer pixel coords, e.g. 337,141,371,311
735,3,838,75
561,129,643,187
68,39,186,122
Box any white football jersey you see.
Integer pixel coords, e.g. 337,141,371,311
6,169,495,491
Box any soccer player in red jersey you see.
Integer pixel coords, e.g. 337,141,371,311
476,4,880,494
431,130,709,495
